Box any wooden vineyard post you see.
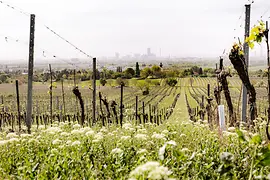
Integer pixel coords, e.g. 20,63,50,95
26,14,35,134
242,4,251,123
120,83,124,127
142,101,145,124
61,79,66,117
16,80,21,131
135,96,138,124
206,84,213,126
265,21,270,140
92,58,97,126
49,64,53,126
149,104,152,123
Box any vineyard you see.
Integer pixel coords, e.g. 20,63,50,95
1,0,270,179
1,77,270,178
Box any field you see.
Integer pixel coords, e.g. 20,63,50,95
1,77,270,179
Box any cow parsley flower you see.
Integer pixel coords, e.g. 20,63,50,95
111,148,123,155
85,130,95,136
71,140,81,146
129,161,174,180
135,134,148,140
72,124,81,129
6,133,18,139
52,139,61,145
151,133,166,140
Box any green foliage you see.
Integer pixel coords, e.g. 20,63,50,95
116,77,128,86
246,21,267,49
135,62,140,77
166,78,178,87
100,79,107,86
123,68,135,79
140,67,152,79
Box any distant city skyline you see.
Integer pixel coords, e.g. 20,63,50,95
0,0,269,62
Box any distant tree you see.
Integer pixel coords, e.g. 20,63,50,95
100,79,107,86
124,68,135,79
160,62,163,68
137,80,150,95
166,78,178,87
135,62,140,77
198,67,203,75
116,77,128,86
140,67,152,79
191,66,200,74
151,65,162,78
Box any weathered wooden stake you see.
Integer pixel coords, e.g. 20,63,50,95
120,83,124,127
92,58,97,126
26,14,35,134
16,80,21,131
49,64,53,125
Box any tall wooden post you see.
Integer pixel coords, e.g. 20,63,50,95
61,79,66,116
242,4,251,123
142,102,145,124
135,96,138,124
92,58,96,126
49,64,53,125
120,83,124,127
26,14,35,134
16,80,21,131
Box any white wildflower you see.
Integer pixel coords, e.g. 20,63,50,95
60,132,70,137
46,127,62,133
123,123,133,130
52,139,61,145
111,148,123,155
71,129,84,135
162,130,169,135
82,127,92,133
71,140,81,146
121,136,131,141
181,148,189,152
6,133,18,139
8,138,19,143
66,140,72,145
72,124,81,129
0,140,7,146
85,130,95,136
100,127,108,133
167,140,177,146
20,134,32,138
228,127,236,132
135,134,148,140
137,149,148,154
151,133,166,140
180,134,187,138
129,161,173,180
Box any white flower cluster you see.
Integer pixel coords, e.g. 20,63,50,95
151,132,166,140
135,134,148,141
129,161,175,180
159,140,177,160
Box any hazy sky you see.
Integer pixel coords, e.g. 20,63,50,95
0,0,270,62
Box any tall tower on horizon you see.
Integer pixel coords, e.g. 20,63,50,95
147,48,151,56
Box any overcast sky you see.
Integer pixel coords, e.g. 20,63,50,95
0,0,270,62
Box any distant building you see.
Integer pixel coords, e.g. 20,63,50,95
147,48,151,56
115,52,120,59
